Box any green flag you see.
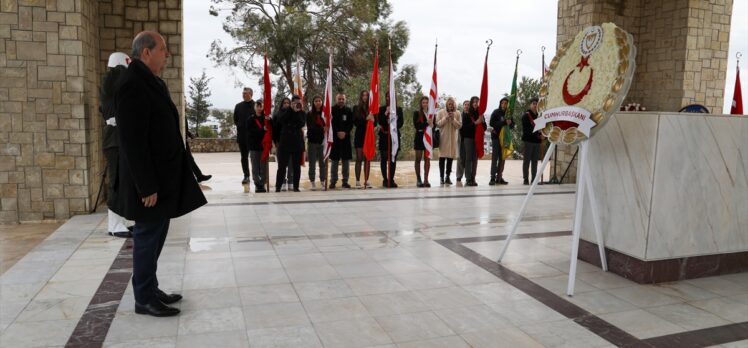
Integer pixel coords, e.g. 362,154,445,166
501,55,519,159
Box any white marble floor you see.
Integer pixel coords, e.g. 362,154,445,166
1,157,746,348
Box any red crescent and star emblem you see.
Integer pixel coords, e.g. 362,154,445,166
562,55,593,105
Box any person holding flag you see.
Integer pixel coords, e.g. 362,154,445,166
274,95,306,192
521,97,542,185
413,96,432,187
489,97,513,185
353,91,373,188
461,96,486,187
247,100,268,192
306,95,327,190
260,53,274,193
378,93,403,188
329,94,354,189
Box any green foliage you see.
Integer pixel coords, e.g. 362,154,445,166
504,76,541,155
186,71,213,134
210,108,235,138
197,125,218,138
209,0,409,104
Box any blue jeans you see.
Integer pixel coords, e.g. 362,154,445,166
132,218,170,304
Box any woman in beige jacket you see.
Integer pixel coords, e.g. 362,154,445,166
436,97,462,185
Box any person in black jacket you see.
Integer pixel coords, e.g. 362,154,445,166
460,96,485,187
521,97,542,185
275,95,306,192
101,52,133,238
413,96,432,187
273,97,293,191
489,97,513,185
378,94,404,188
233,88,254,184
352,91,373,188
330,93,353,189
247,100,268,192
306,96,326,190
114,31,206,317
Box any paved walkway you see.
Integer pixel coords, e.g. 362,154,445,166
0,153,746,347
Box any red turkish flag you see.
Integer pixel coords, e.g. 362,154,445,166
261,54,273,162
363,49,378,161
731,66,743,115
475,49,488,159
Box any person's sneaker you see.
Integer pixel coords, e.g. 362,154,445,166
241,176,249,184
467,182,478,187
445,178,453,185
523,179,529,185
342,183,351,189
109,231,132,238
355,181,361,188
488,179,496,186
364,182,372,189
310,181,317,190
282,182,288,192
329,183,336,189
293,188,300,192
499,179,508,185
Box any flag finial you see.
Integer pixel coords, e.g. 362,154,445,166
738,52,742,67
542,46,546,53
485,39,493,51
516,49,523,58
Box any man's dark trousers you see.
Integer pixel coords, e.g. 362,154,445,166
132,219,170,305
239,141,250,178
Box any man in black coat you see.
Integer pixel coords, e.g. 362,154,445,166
378,94,404,188
489,97,513,185
330,93,353,189
275,95,306,192
113,31,207,317
234,88,255,184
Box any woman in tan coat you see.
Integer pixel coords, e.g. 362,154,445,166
436,97,462,185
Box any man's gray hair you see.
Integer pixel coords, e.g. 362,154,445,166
131,32,158,59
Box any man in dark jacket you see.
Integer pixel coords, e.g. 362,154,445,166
234,88,255,184
114,31,207,317
378,94,404,188
489,97,513,185
330,93,353,189
521,97,542,185
275,95,306,192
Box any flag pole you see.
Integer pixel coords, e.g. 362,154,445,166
387,37,392,188
540,46,546,185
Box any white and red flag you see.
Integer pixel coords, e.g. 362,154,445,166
387,45,399,159
322,53,334,160
731,65,743,115
424,44,438,159
293,53,303,102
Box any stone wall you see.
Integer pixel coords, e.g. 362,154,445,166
188,138,240,153
0,0,183,223
553,0,733,183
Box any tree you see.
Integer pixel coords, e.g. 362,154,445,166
210,108,235,138
187,71,213,135
208,0,410,105
505,76,541,155
197,125,218,138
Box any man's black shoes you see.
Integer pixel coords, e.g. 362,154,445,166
341,183,351,189
135,300,180,317
109,231,133,238
197,174,212,183
155,289,182,304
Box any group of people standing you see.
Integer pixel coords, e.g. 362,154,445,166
233,89,544,192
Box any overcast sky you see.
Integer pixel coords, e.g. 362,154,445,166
183,0,747,114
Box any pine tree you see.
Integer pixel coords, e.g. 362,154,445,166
186,71,213,136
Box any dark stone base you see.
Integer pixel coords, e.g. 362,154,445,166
578,239,748,284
